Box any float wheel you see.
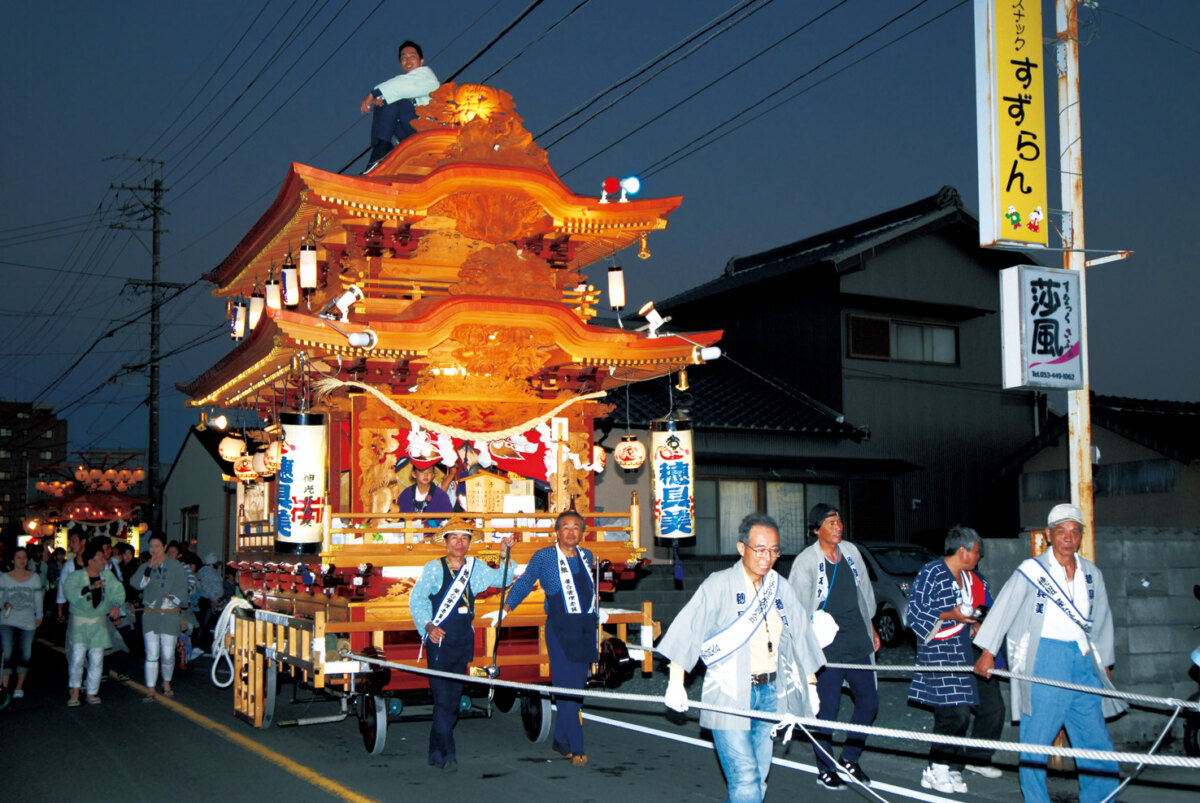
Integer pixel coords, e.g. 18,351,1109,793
520,693,551,743
360,694,387,755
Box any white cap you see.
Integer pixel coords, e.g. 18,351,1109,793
1047,503,1084,528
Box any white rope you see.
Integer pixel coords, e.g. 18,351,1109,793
311,377,607,442
342,649,1200,769
822,662,1200,712
210,597,253,688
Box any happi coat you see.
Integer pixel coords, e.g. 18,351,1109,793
658,562,826,731
973,549,1126,721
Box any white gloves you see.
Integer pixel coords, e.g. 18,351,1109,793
664,680,690,712
807,681,821,715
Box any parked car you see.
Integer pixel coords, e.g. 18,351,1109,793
855,541,938,648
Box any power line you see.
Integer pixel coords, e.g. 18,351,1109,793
560,0,852,177
445,0,550,82
478,0,594,84
542,0,781,152
1103,7,1200,57
641,0,959,178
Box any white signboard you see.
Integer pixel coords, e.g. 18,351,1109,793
1000,265,1083,389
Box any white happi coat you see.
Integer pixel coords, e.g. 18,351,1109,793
973,550,1126,721
658,562,826,731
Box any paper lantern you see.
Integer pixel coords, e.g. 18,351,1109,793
218,436,246,461
275,412,327,555
613,434,646,472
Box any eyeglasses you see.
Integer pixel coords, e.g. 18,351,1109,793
748,546,781,557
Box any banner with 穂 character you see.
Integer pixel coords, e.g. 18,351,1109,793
650,415,695,546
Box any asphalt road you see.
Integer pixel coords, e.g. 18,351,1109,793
6,637,1199,802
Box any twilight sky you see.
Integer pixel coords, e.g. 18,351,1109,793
2,0,1196,465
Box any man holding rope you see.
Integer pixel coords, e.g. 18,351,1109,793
974,503,1124,802
788,503,880,790
503,510,598,767
659,513,825,803
409,518,517,772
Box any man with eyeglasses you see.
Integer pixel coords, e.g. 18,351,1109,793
659,513,825,803
788,503,881,791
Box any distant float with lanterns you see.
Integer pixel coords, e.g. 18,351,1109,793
24,451,150,549
179,83,721,751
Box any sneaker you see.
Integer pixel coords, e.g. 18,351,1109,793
815,770,845,791
965,763,1002,779
837,759,870,786
442,759,458,773
921,764,955,794
948,770,969,793
12,689,24,699
571,754,588,767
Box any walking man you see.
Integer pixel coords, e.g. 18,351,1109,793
974,504,1123,802
659,513,825,802
788,503,880,790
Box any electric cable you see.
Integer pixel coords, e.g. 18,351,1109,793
444,0,550,82
476,0,594,84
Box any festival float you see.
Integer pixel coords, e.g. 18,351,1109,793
24,451,149,550
179,83,721,752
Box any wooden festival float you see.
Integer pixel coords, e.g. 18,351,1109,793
179,83,721,753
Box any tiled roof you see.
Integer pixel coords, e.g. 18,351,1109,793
603,359,867,441
993,393,1200,477
662,186,979,309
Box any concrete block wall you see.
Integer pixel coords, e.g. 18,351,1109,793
982,528,1200,748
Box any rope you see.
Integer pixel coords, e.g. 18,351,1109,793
341,649,1200,769
822,662,1200,712
210,597,253,688
311,377,607,442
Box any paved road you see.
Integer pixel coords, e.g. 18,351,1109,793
6,637,1198,802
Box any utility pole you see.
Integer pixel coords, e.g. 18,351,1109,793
109,157,182,538
1056,0,1094,561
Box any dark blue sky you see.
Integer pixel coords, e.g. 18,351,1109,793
2,0,1196,464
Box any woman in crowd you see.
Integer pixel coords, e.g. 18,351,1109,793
133,533,189,701
64,541,124,706
1,546,45,699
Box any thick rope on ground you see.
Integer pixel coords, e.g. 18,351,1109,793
341,649,1200,769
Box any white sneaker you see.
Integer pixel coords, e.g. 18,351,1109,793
948,770,969,793
12,689,24,699
921,764,955,794
965,763,1003,779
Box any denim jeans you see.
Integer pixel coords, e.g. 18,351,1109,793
1019,638,1120,803
711,680,777,803
0,625,35,675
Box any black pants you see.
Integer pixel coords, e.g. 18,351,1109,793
930,676,1005,770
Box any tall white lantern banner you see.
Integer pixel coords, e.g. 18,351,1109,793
650,414,695,546
275,412,327,554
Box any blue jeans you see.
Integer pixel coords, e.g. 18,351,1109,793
1019,638,1120,803
368,99,416,163
0,625,35,675
812,655,878,773
711,680,777,803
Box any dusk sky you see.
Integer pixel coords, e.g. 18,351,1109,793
2,0,1196,465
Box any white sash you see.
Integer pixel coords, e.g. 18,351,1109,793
1016,557,1093,634
813,549,861,606
430,557,474,630
930,569,977,642
556,546,594,615
699,571,779,667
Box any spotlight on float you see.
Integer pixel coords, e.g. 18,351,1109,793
317,285,364,322
618,176,640,202
692,345,722,363
600,176,619,204
635,301,671,338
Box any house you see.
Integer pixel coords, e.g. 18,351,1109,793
596,186,1040,557
999,393,1200,529
159,427,237,562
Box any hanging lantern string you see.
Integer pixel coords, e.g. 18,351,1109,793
311,377,607,442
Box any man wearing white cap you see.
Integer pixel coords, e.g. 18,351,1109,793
974,503,1124,803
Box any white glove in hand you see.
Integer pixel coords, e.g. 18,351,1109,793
807,682,821,715
664,681,690,713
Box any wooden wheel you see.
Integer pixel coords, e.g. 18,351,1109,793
520,693,551,743
259,661,277,729
360,693,387,755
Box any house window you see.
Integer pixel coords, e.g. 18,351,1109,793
43,429,54,439
39,450,53,460
181,505,200,550
1021,459,1175,502
0,471,9,480
696,478,842,555
0,428,10,436
848,314,957,365
0,450,9,459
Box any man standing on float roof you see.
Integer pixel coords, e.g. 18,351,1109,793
409,518,517,773
359,40,439,170
659,513,825,803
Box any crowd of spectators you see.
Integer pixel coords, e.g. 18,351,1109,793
0,528,235,705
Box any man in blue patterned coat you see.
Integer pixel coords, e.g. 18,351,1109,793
907,525,1003,794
